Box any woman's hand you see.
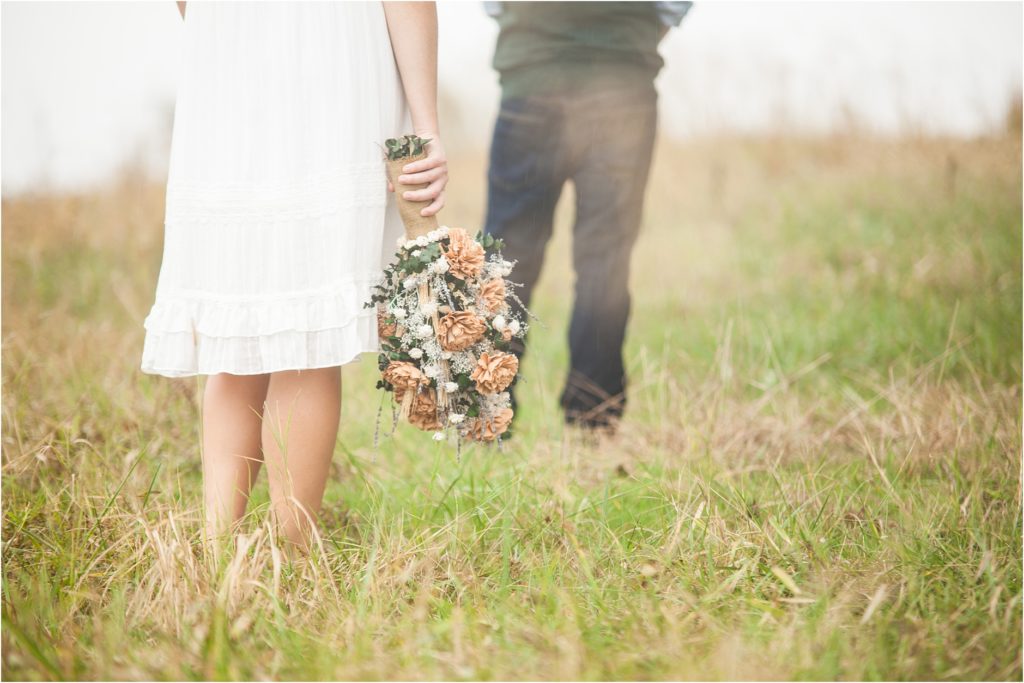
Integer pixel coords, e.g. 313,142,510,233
388,134,447,217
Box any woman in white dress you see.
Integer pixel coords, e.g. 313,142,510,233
140,1,448,553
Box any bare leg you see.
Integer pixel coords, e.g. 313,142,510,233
261,367,341,553
201,373,270,549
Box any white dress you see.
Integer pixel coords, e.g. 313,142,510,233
141,1,407,377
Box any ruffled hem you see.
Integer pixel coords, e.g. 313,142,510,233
139,282,382,377
140,313,377,377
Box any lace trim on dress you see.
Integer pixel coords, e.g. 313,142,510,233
164,163,388,223
143,277,379,338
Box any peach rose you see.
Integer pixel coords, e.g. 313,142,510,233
383,361,425,395
438,311,487,351
377,309,398,340
442,228,485,280
478,278,507,314
466,408,514,442
470,351,519,394
407,388,443,431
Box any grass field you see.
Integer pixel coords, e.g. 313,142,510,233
2,131,1021,680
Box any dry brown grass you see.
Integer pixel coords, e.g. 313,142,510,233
2,132,1021,680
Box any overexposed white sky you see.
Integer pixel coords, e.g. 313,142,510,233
2,1,1021,196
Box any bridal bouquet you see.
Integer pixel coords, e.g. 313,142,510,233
366,135,529,445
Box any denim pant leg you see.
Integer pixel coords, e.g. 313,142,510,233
484,96,569,410
561,88,658,424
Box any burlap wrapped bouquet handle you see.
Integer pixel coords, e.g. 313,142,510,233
383,146,451,415
385,151,440,239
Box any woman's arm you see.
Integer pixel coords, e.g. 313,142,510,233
382,1,447,217
176,2,185,20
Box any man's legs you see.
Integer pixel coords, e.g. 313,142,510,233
561,86,658,428
484,95,569,413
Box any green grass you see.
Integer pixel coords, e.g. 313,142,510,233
2,134,1021,680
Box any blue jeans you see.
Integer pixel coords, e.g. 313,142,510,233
484,84,658,427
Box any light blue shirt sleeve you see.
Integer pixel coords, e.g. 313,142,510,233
483,1,503,19
655,1,693,28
